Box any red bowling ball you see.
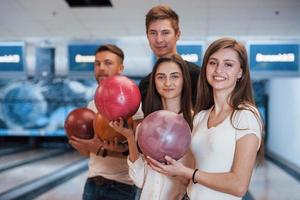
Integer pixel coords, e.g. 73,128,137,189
94,75,141,121
64,108,95,139
137,110,191,163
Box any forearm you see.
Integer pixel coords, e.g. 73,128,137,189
192,135,259,197
78,149,90,157
127,135,140,162
176,176,190,186
69,140,97,157
193,171,249,197
177,150,195,185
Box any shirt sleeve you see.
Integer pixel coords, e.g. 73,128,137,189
127,155,147,188
234,109,262,150
193,110,207,129
87,100,97,113
132,103,144,121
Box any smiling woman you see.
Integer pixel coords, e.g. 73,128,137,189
205,48,243,95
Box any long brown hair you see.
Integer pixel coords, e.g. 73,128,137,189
144,55,193,130
195,38,264,163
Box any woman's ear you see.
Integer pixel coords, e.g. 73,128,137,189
237,68,243,79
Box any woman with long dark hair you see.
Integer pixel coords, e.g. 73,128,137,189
110,54,194,200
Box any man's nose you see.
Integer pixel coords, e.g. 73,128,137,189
97,64,106,71
156,33,164,43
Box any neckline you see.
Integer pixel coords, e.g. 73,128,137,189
206,106,231,130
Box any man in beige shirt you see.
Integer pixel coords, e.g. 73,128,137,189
69,44,136,200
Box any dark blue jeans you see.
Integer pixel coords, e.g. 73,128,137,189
83,177,136,200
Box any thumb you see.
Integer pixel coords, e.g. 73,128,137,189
165,155,176,164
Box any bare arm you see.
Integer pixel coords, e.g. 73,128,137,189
148,134,259,197
179,149,195,185
69,134,102,157
69,132,129,158
191,134,258,196
110,119,140,162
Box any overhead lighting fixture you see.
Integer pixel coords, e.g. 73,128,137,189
65,0,112,7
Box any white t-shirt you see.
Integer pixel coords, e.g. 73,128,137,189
128,121,194,200
87,100,133,185
188,106,262,200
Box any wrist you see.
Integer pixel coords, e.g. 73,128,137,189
181,167,194,179
126,135,136,146
96,146,107,157
90,137,102,154
89,144,99,154
192,168,199,184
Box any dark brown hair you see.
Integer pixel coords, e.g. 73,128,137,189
144,55,193,130
145,5,179,34
95,44,124,64
195,38,264,163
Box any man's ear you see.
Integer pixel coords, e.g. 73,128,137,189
176,30,181,41
119,64,124,74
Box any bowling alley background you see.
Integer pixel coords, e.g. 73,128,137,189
0,38,275,139
0,39,151,137
0,38,207,137
0,0,300,199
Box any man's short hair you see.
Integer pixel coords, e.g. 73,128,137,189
95,44,124,64
145,5,179,34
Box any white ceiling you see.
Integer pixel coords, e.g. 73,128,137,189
0,0,300,41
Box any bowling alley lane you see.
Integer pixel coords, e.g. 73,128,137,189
249,160,300,200
35,171,87,200
0,150,83,194
0,145,32,156
34,159,300,200
0,148,64,170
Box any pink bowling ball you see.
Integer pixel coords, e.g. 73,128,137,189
137,110,191,163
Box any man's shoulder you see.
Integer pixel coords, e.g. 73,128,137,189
184,61,201,74
139,73,151,85
185,60,201,69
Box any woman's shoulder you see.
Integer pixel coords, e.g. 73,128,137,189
233,103,263,145
233,103,262,127
193,108,211,124
235,103,260,117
